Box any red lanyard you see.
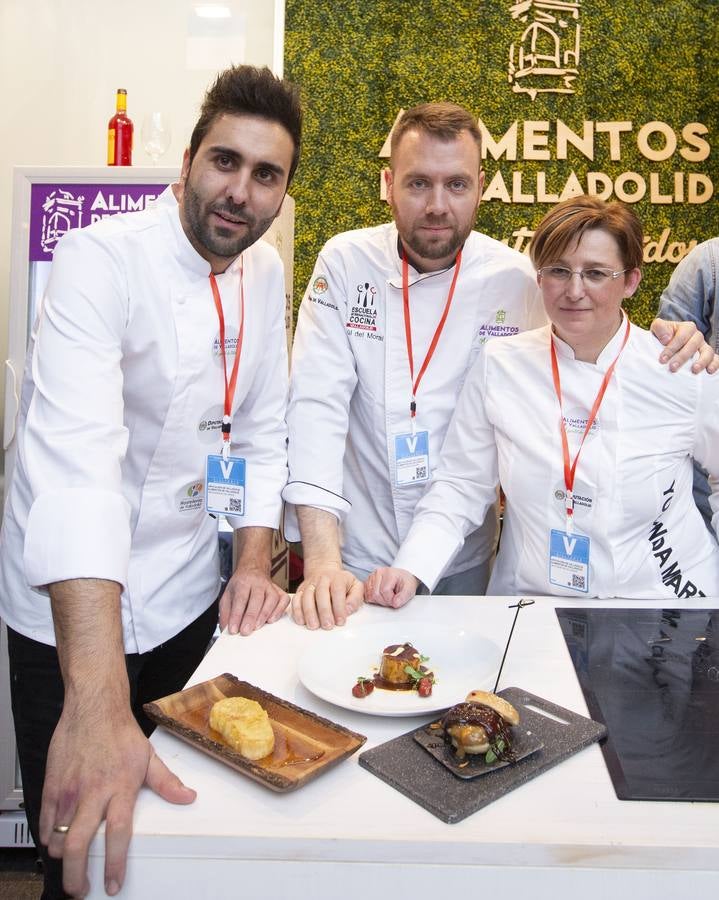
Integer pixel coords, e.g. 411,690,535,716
402,249,462,430
210,266,245,459
550,317,630,531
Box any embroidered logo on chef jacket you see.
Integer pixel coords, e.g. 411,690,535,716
312,275,328,294
346,281,379,333
176,480,205,513
476,309,520,343
355,282,377,306
212,326,240,365
197,404,224,445
563,406,600,436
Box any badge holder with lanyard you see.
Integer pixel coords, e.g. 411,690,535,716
205,268,247,516
548,318,631,593
394,249,462,486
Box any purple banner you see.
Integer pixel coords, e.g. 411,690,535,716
29,182,171,262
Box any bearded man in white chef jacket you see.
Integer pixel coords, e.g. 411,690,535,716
283,101,717,631
0,66,300,900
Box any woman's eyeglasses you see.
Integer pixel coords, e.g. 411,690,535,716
538,266,629,285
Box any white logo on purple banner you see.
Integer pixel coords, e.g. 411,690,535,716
29,183,169,261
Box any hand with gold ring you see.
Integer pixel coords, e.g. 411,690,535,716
40,705,196,898
291,567,363,629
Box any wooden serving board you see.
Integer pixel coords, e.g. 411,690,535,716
144,674,366,792
358,687,606,823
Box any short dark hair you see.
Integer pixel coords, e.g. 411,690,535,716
530,194,644,271
188,65,302,184
390,102,482,167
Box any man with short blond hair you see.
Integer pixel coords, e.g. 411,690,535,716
284,101,543,628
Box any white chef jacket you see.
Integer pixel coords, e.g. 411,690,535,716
394,318,719,598
0,190,288,652
283,222,544,576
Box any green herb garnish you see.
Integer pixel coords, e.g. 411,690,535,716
403,663,434,683
403,664,424,681
485,738,506,765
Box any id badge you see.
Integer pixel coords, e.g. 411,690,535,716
205,454,246,516
549,529,590,593
394,430,429,486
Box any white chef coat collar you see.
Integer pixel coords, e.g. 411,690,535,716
386,223,461,288
550,310,629,367
160,186,244,278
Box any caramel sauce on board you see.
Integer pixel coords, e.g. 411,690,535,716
184,705,325,769
265,723,326,769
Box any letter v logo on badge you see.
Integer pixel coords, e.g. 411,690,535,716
220,459,234,480
405,435,419,454
562,535,577,556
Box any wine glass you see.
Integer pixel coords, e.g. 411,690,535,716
141,112,172,165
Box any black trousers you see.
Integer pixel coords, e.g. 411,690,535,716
7,599,219,900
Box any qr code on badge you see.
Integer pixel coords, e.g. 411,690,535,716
229,498,243,513
416,465,427,479
571,573,585,589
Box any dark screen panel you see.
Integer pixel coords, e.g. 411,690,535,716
556,607,719,801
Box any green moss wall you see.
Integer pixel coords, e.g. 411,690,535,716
285,0,718,326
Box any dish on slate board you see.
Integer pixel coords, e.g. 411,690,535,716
414,689,544,779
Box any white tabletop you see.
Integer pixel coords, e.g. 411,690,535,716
87,596,719,898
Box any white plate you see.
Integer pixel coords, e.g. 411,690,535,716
297,622,502,717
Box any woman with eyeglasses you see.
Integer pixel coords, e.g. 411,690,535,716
365,194,719,603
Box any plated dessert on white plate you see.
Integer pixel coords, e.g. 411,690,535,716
298,623,502,716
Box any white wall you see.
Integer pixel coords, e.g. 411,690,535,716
0,0,281,468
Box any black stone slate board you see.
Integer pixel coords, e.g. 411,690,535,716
358,687,606,823
414,716,544,778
